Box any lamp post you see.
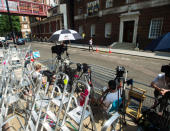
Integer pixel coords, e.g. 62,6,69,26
5,0,15,44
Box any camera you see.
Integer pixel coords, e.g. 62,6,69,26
51,45,67,57
161,64,170,77
76,63,89,73
116,66,125,78
76,63,82,72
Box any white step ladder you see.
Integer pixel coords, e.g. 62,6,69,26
25,75,46,131
41,72,69,131
60,80,97,131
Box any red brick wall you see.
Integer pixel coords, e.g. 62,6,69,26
75,0,126,13
45,23,49,33
74,1,170,49
30,15,63,40
74,13,120,46
137,5,170,49
40,24,44,33
50,21,56,32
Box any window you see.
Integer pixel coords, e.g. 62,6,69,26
91,24,95,37
149,18,163,39
126,0,135,4
105,23,112,38
24,24,28,29
22,16,26,21
106,0,113,8
87,0,99,16
79,26,83,35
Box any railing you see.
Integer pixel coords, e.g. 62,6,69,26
90,64,155,108
39,59,155,108
0,0,51,16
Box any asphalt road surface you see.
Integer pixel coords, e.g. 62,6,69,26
24,41,169,106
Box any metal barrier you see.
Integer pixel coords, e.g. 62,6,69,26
39,60,155,108
89,64,155,108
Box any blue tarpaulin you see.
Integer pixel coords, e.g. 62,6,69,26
145,32,170,52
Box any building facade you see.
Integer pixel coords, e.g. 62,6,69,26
18,0,56,39
30,3,69,41
19,16,31,39
74,0,170,49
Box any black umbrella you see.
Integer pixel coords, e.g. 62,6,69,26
49,29,82,42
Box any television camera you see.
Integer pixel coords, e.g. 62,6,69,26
76,63,89,73
51,44,67,59
116,66,125,78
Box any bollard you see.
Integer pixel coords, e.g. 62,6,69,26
96,46,99,52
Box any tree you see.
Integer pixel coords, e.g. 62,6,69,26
0,15,9,36
0,14,21,36
11,15,21,33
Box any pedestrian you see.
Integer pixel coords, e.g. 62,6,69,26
89,37,94,52
82,32,85,39
4,40,8,49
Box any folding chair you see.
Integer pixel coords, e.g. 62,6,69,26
100,98,122,131
125,86,146,120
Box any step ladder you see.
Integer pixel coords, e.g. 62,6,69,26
60,80,97,131
125,86,146,120
41,72,69,131
35,82,50,109
51,72,70,111
25,75,46,131
0,57,24,131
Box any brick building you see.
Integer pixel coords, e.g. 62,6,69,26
30,1,71,41
19,0,56,39
30,6,63,41
74,0,170,49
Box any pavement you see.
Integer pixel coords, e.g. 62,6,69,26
69,43,170,60
32,41,170,60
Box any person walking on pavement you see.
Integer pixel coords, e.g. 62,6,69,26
82,32,85,39
89,37,94,52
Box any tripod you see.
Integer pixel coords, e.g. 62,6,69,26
115,70,128,129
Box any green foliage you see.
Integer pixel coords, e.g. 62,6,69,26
0,14,21,36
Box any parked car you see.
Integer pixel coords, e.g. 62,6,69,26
0,37,5,41
0,41,3,47
0,40,9,48
16,38,25,45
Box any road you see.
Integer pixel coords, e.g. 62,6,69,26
25,41,169,106
27,42,168,84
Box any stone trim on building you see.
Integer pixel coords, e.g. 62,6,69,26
119,11,140,43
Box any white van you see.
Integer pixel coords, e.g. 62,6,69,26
0,37,5,41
